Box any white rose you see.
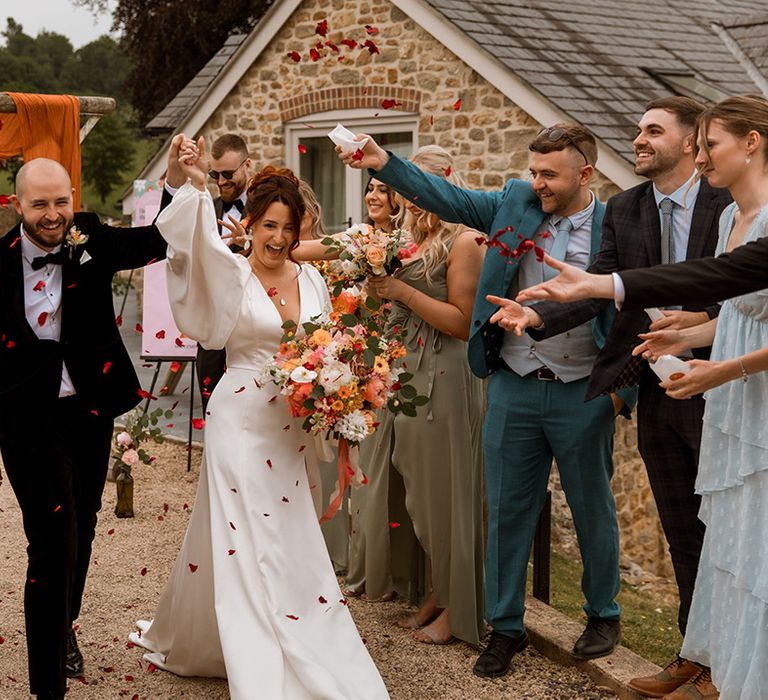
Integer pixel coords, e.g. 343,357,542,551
290,366,318,383
116,431,132,447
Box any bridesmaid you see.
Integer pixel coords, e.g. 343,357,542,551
362,145,486,646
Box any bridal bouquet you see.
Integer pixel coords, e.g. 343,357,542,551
320,224,417,294
259,290,425,521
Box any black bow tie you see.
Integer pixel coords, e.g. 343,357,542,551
31,251,67,270
222,199,245,215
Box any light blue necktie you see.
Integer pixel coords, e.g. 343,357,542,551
544,217,573,280
659,197,674,265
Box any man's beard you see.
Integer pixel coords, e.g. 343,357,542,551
634,148,683,178
22,215,74,250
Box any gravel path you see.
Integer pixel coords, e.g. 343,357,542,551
0,442,615,699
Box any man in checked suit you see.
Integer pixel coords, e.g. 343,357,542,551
0,139,187,699
194,133,251,409
341,124,637,677
492,97,731,697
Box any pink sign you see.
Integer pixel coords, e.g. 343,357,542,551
133,180,197,360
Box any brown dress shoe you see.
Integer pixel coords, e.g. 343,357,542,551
661,667,719,700
629,656,702,697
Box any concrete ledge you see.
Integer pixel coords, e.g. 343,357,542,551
525,596,662,700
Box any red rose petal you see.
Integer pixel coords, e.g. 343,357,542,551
325,40,339,52
229,521,237,530
282,496,289,503
108,528,115,535
103,361,112,374
298,445,306,452
174,337,184,347
318,596,328,604
37,311,48,326
203,376,212,386
140,567,148,576
443,166,452,177
287,51,301,62
155,329,166,339
340,38,357,49
191,418,205,430
283,424,290,431
309,48,321,62
33,280,46,292
315,19,328,36
365,24,379,34
188,563,198,573
170,361,181,373
115,314,123,327
137,389,157,400
234,386,246,393
352,149,364,161
135,323,143,333
453,98,463,111
267,287,278,297
298,144,307,155
286,614,299,620
363,39,379,54
228,549,236,555
389,521,401,528
381,99,402,110
53,504,62,513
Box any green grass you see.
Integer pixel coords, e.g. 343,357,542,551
528,549,682,666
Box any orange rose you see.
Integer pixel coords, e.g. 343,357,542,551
363,377,387,408
366,246,386,268
286,383,313,417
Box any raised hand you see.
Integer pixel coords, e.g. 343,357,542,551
166,133,189,188
336,133,389,171
486,295,542,336
649,309,709,331
516,254,614,303
220,215,251,250
632,329,690,361
178,135,207,190
660,359,733,399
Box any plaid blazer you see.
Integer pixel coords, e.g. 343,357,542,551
531,178,731,400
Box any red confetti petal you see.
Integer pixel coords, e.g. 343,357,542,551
315,19,328,37
6,340,15,348
174,337,184,347
125,674,134,681
268,395,277,403
267,287,278,297
37,311,48,326
266,459,273,469
318,596,327,604
365,24,379,35
188,563,198,573
228,549,236,555
389,521,401,528
0,636,4,644
298,445,306,452
170,361,181,373
443,166,452,177
183,503,189,510
298,144,307,155
135,323,143,333
137,389,157,400
103,361,112,374
147,662,157,673
283,424,290,431
352,149,365,161
234,386,246,394
53,504,62,513
325,40,339,52
140,567,148,576
282,496,290,503
9,235,20,247
229,521,236,530
363,39,379,54
203,376,212,386
453,98,463,111
33,280,46,292
309,48,321,62
115,314,123,327
286,614,299,620
191,418,205,430
108,528,115,535
155,329,166,339
287,51,301,62
381,99,402,110
340,38,357,49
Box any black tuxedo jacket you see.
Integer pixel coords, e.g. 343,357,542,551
531,178,732,400
0,202,169,438
622,234,768,309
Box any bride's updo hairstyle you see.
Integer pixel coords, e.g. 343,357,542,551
244,165,306,260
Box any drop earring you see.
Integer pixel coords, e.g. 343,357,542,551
746,155,752,164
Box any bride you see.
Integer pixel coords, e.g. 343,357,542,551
129,135,389,700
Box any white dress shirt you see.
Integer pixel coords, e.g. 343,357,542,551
21,229,76,397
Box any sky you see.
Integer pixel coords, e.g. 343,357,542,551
2,0,117,48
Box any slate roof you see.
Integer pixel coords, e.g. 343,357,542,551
721,11,768,76
144,0,768,165
425,0,767,161
145,33,249,132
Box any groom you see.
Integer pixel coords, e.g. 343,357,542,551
0,140,185,699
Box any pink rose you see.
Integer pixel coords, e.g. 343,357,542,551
364,377,387,408
121,449,140,467
116,431,132,447
365,246,386,268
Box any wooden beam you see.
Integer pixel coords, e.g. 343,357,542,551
0,94,116,116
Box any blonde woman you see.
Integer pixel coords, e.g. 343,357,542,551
361,145,486,646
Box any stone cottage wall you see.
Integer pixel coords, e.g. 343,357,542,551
200,0,672,579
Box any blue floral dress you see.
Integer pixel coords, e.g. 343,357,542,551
681,203,768,699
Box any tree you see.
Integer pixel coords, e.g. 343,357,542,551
74,0,272,122
81,112,136,203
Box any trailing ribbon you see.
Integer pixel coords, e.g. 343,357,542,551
320,438,360,524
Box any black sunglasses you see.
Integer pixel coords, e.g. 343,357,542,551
208,158,247,181
537,127,590,166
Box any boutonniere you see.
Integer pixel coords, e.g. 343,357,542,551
65,226,89,260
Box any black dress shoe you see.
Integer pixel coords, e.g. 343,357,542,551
473,630,529,678
572,617,620,659
34,692,65,699
65,627,84,677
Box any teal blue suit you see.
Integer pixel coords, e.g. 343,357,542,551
374,154,635,636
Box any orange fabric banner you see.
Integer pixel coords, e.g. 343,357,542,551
0,93,81,210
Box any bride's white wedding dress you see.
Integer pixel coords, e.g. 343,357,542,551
130,183,389,699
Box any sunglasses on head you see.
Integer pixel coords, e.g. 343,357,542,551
208,158,247,181
537,127,590,166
